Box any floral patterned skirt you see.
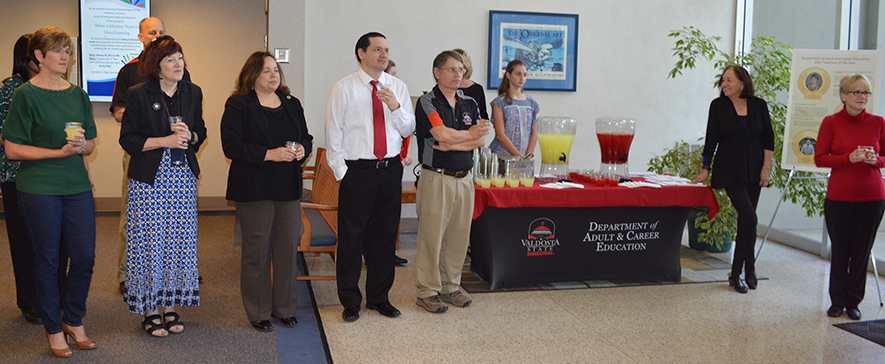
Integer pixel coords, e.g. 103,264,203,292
124,149,199,314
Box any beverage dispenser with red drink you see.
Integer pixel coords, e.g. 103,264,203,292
595,117,635,181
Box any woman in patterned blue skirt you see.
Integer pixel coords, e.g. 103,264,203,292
119,35,206,337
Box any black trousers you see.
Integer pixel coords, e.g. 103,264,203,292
2,182,68,312
336,159,402,307
725,182,762,277
824,198,885,308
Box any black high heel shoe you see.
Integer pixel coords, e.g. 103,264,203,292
728,273,748,293
745,273,757,290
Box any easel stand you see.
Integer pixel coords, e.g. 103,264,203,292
757,167,882,306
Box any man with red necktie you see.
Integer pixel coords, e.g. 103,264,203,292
325,32,415,323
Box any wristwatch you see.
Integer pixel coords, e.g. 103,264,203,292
701,165,711,171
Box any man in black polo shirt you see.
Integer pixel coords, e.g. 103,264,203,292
109,17,191,294
414,50,487,313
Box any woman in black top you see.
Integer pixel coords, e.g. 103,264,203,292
693,65,774,294
119,35,207,337
452,48,489,120
221,51,313,332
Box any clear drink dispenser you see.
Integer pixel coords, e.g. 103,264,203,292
537,116,577,182
595,117,635,181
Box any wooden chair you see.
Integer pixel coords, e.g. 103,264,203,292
298,148,340,280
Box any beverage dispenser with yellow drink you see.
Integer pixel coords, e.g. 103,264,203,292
537,116,577,182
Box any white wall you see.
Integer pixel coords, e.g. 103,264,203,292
296,0,735,184
1,0,737,211
0,0,267,203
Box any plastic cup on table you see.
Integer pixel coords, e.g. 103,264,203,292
520,171,534,187
491,174,506,187
476,173,492,188
506,174,520,187
595,172,605,187
587,170,597,185
608,174,619,187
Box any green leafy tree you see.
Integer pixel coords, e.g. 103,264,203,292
649,26,827,248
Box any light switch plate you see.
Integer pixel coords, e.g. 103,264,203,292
274,48,289,63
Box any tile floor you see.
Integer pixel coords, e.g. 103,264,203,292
304,228,885,364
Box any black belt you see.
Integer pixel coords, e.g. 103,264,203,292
346,157,399,169
422,164,470,178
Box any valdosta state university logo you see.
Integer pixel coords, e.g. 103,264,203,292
522,218,560,256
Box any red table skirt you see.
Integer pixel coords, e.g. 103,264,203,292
473,180,720,220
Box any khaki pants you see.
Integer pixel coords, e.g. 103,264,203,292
415,170,473,299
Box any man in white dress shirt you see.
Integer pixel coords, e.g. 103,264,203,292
325,32,415,322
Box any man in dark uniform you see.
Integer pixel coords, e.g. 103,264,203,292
414,50,487,313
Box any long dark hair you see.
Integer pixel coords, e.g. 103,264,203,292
498,60,526,105
232,51,290,96
12,34,32,80
718,65,754,98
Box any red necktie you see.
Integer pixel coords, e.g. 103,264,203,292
370,80,387,160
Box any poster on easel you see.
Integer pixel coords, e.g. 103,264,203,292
79,0,150,102
782,49,883,173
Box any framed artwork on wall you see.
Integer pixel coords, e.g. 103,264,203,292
488,10,579,92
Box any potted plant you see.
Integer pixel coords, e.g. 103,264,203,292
647,141,735,251
649,26,827,251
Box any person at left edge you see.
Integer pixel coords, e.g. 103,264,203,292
119,35,206,338
222,51,313,332
325,32,415,322
3,26,97,358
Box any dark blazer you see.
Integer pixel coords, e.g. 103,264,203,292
702,95,775,189
119,80,207,185
221,90,313,202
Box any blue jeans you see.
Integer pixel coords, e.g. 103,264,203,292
18,190,95,334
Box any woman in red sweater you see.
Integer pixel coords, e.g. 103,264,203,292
814,74,885,321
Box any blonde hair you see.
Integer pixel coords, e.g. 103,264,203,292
452,48,473,79
839,74,872,95
29,27,72,67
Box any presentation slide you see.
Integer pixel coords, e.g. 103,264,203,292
80,0,150,102
782,49,883,172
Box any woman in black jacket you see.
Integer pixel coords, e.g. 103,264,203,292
119,35,207,337
693,65,774,293
221,51,312,332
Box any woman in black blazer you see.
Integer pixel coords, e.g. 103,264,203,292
693,65,774,293
119,36,207,337
221,51,312,332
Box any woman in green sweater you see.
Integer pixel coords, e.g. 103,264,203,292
2,26,97,358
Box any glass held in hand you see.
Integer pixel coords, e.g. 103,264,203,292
169,116,184,132
858,145,876,161
285,141,301,152
64,122,83,139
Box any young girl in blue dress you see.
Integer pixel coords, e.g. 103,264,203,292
489,60,540,158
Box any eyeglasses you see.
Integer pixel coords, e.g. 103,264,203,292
51,48,71,56
845,91,872,97
439,67,467,75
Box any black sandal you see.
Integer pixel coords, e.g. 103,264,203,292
163,312,184,334
142,314,168,337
